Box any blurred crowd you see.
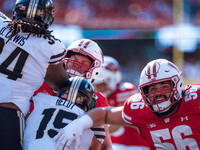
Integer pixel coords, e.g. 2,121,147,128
1,0,200,29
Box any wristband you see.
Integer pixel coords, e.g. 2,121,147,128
77,114,93,129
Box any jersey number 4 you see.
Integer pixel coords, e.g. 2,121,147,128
0,38,29,80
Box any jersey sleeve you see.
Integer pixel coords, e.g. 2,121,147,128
95,92,110,108
49,42,65,65
122,93,143,125
183,84,200,112
91,125,106,144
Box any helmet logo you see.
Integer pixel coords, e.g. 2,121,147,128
83,41,91,48
146,61,160,80
19,5,26,11
167,62,179,72
78,40,91,49
61,93,68,99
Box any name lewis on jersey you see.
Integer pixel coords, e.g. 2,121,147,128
0,27,28,46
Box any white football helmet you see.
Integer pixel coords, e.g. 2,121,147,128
139,59,183,113
63,39,104,83
93,56,122,97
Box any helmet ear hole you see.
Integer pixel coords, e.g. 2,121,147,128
142,86,149,95
91,79,95,83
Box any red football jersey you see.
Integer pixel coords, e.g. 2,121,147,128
107,82,138,107
122,84,200,150
107,82,149,147
95,92,109,108
33,81,56,96
29,81,56,113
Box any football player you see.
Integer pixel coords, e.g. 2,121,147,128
62,39,113,150
93,56,149,150
0,0,68,149
24,76,101,150
30,39,113,149
54,59,200,150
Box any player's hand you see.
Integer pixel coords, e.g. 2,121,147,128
53,119,83,150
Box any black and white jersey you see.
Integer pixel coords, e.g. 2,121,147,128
24,93,94,150
0,14,65,116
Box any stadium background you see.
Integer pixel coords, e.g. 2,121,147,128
1,0,200,87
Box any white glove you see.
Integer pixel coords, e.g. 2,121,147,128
53,114,93,150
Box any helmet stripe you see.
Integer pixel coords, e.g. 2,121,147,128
31,0,39,19
78,40,85,47
153,61,157,78
68,76,84,104
147,61,157,79
78,40,91,49
147,65,151,79
67,76,77,102
83,41,91,49
26,0,39,19
72,77,83,104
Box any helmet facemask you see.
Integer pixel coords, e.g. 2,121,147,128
64,39,103,83
63,58,91,77
63,50,101,83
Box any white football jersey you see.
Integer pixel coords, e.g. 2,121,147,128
0,13,65,116
24,93,94,150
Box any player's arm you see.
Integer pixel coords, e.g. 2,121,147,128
88,106,127,127
89,136,101,150
45,63,69,90
54,106,129,150
108,102,125,133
